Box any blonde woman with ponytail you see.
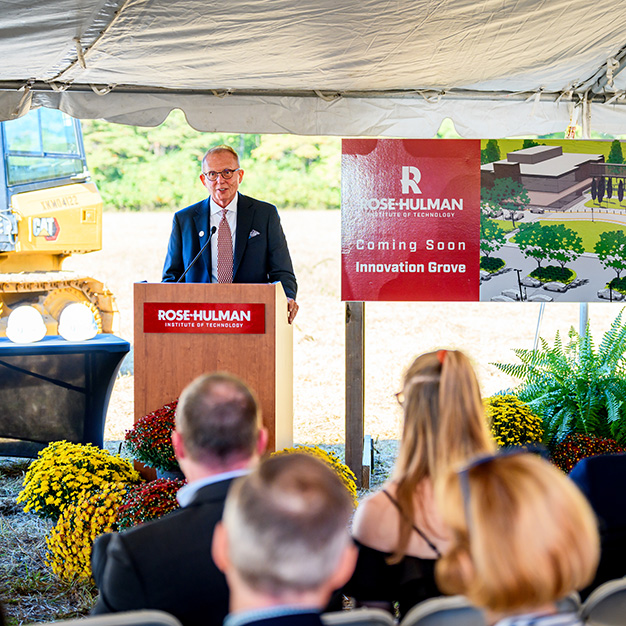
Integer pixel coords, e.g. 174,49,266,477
340,350,495,617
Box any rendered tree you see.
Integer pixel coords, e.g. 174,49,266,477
608,139,624,164
591,178,597,202
619,180,624,204
481,139,501,165
480,186,497,216
483,177,530,229
515,222,546,268
522,139,541,149
480,214,507,258
608,177,613,200
595,230,626,279
598,177,606,204
541,224,584,269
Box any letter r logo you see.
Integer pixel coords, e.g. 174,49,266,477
401,166,422,194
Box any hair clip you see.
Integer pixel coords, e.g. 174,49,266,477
437,350,446,365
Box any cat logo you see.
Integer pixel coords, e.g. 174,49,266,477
32,216,60,241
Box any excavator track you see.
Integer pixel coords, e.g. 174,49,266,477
0,271,118,336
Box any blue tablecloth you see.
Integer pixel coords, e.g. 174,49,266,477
0,334,130,457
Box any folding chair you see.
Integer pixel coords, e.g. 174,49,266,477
322,607,396,626
399,596,486,626
29,610,182,626
580,577,626,625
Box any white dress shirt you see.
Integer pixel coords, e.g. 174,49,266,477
176,468,249,507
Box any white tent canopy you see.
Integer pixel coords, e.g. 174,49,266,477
3,0,626,136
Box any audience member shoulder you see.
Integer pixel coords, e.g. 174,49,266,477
352,483,410,555
352,481,448,558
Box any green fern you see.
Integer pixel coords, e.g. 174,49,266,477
493,310,626,446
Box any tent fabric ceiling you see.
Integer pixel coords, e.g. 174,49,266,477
2,0,626,136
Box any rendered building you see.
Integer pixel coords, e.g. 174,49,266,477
481,145,604,211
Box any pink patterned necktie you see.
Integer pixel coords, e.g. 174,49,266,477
217,208,233,283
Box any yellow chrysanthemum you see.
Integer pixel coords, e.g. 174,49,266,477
272,445,358,507
17,440,141,521
46,482,128,583
485,395,544,447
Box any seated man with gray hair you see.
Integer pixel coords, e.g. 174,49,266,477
91,372,267,626
212,453,357,626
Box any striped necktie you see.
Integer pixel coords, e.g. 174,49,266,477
217,208,233,283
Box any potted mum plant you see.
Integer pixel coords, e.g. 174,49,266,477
125,400,183,477
117,477,186,530
18,440,141,521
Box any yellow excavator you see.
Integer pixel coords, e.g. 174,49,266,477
0,108,118,336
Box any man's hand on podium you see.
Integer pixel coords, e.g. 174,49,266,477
287,298,299,325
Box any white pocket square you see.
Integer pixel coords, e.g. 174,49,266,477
249,230,261,238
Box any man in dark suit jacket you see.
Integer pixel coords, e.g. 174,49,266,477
569,452,626,598
162,145,298,323
211,454,357,626
91,372,268,626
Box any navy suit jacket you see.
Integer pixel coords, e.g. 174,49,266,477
569,453,626,598
91,479,233,626
162,193,297,300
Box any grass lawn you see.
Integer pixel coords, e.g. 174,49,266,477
584,198,626,211
481,138,623,160
536,220,626,252
492,219,516,233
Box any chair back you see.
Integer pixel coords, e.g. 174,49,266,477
322,608,395,626
556,591,581,613
400,596,486,626
580,577,626,625
32,610,183,626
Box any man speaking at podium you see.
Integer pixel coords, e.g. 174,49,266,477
162,145,299,323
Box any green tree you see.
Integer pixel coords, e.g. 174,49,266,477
541,223,584,268
515,222,545,267
81,111,340,211
482,177,530,229
595,230,626,279
608,139,624,164
480,214,507,258
522,139,541,149
481,139,501,165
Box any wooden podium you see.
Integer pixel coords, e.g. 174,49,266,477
134,282,293,452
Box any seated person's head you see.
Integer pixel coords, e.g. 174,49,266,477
436,452,599,618
173,372,265,472
212,453,357,607
396,349,495,483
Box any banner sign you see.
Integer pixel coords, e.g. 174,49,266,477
144,303,265,334
342,138,626,303
342,139,481,301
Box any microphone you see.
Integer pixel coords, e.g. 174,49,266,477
176,226,217,283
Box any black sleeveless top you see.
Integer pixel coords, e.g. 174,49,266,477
339,490,442,618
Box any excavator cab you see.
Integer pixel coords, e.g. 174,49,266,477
0,108,118,336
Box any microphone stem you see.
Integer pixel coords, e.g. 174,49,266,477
176,226,217,283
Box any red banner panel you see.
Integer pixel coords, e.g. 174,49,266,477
341,138,481,301
144,303,265,334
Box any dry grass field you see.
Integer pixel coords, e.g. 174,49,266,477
64,209,624,445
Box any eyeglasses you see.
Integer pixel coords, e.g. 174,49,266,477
202,168,240,181
457,445,547,534
395,375,439,407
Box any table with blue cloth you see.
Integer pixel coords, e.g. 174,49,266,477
0,334,130,457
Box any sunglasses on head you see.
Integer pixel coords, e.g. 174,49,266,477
457,444,548,534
